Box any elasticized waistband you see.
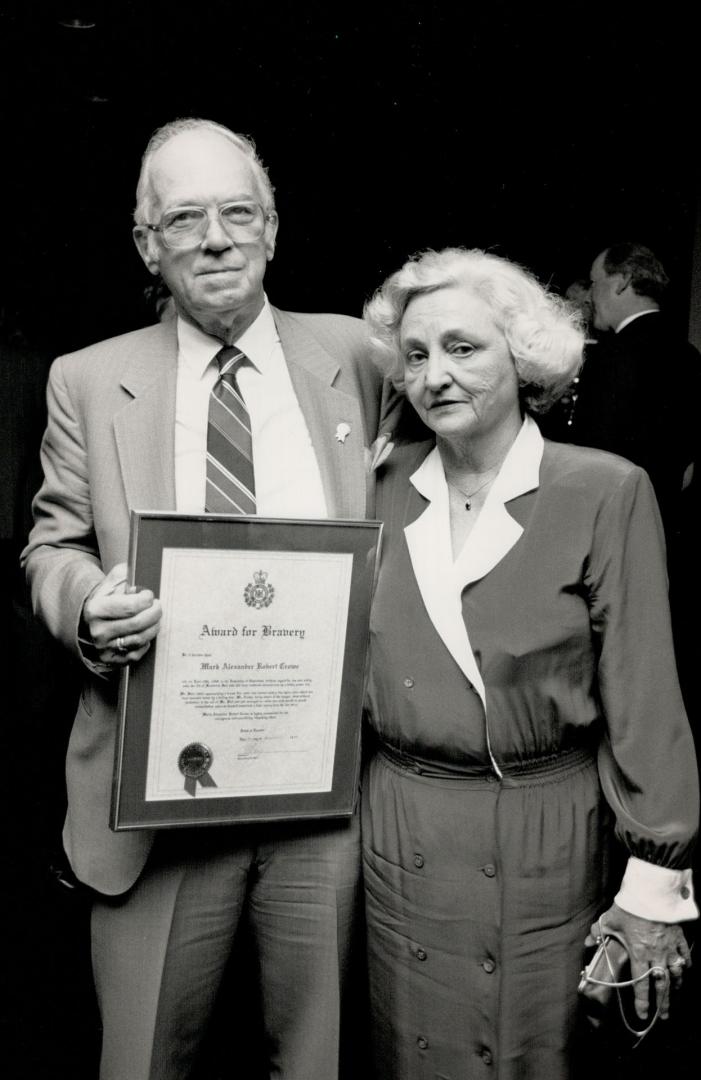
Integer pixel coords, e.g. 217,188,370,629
377,742,595,786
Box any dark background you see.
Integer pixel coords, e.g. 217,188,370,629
1,2,700,1078
2,1,700,352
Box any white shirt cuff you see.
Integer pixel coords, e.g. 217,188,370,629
615,855,698,922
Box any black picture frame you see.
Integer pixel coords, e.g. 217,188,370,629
111,512,381,830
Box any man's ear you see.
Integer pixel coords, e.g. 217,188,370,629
613,273,631,296
264,212,279,262
133,227,161,276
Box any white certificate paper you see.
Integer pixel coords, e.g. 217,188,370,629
145,548,353,800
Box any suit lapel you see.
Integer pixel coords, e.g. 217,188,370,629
113,322,178,512
272,308,367,518
112,310,369,518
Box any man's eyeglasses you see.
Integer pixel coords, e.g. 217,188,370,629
140,201,275,250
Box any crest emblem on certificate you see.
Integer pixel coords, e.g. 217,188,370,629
244,569,275,609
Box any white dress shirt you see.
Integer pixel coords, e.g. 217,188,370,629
174,298,327,517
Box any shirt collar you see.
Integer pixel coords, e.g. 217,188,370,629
615,309,660,333
176,295,280,378
409,413,543,505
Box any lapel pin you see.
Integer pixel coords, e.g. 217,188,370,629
335,422,351,443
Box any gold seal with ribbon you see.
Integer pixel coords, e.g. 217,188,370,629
178,742,217,797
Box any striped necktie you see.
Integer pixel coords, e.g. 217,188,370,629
205,346,256,514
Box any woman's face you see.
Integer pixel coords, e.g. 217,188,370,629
400,284,522,446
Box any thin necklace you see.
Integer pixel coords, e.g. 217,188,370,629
446,471,497,511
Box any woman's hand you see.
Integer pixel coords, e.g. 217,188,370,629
587,902,691,1020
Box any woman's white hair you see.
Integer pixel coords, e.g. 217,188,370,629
133,117,276,224
363,247,584,414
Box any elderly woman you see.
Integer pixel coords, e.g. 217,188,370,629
361,248,698,1078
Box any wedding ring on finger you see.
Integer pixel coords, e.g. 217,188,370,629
115,637,129,654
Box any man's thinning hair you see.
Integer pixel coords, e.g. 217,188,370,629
134,118,276,223
602,242,670,303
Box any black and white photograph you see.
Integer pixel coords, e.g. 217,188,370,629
2,3,700,1078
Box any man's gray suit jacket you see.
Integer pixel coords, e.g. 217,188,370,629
23,307,387,895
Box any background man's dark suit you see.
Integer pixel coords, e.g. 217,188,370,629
571,311,700,542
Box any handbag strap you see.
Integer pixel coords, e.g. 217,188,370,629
591,919,668,1044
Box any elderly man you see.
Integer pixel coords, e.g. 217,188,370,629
574,242,700,541
23,118,388,1080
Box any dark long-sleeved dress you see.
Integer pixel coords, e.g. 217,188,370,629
362,418,698,1080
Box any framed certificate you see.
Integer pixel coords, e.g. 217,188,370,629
111,512,382,830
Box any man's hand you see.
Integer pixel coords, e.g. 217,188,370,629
587,902,691,1021
82,563,162,666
